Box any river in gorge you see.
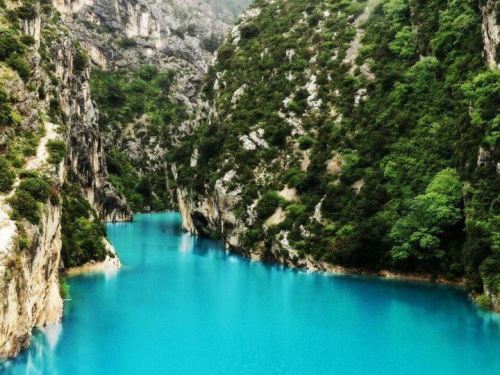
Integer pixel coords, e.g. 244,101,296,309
2,212,500,374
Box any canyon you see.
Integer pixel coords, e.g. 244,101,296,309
0,0,499,361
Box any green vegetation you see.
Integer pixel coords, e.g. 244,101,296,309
9,176,52,224
105,148,170,212
256,191,282,221
0,156,15,192
59,277,70,299
389,169,463,265
61,182,108,268
9,190,41,224
46,139,66,165
91,65,186,211
0,28,31,81
0,89,16,127
73,47,89,73
174,0,500,301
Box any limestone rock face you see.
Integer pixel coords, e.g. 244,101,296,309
54,0,235,102
481,0,499,69
55,0,250,196
0,197,64,358
59,48,131,221
0,2,129,357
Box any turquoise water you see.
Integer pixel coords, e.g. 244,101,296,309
3,212,500,374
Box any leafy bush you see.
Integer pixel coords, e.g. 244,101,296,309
20,35,35,46
61,182,107,267
389,169,463,263
9,190,40,224
46,139,66,164
18,177,50,201
16,1,37,20
0,30,24,59
0,156,15,192
240,23,260,39
0,89,14,126
298,135,315,150
202,34,221,53
7,53,31,81
73,47,89,73
256,191,282,221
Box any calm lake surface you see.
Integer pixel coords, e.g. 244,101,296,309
3,212,500,374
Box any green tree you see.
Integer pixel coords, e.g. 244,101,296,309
18,177,50,201
390,168,463,262
9,190,40,224
389,26,417,59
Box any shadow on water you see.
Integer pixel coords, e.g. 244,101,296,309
190,234,500,333
0,325,62,374
118,213,500,343
3,212,499,374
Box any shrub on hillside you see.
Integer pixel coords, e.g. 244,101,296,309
7,53,31,81
46,139,66,164
0,30,24,59
240,23,260,39
9,190,40,224
256,191,282,221
18,177,50,201
0,156,15,192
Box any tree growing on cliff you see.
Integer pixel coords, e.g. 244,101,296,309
389,168,463,263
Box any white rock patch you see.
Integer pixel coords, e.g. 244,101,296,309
240,129,268,150
231,84,247,105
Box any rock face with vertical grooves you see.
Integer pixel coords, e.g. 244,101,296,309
52,0,251,210
481,0,499,69
0,1,129,358
53,0,241,104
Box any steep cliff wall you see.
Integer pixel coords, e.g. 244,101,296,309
53,0,250,211
175,0,500,310
0,166,65,358
0,0,130,357
54,0,230,102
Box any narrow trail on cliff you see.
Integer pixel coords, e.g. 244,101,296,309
25,122,60,171
0,122,61,254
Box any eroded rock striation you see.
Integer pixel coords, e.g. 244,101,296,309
0,0,129,357
52,0,250,211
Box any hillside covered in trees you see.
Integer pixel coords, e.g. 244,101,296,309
173,0,500,310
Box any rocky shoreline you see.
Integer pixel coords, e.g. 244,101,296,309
222,241,499,310
65,240,121,277
246,245,466,287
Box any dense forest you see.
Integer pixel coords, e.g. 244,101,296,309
172,0,499,309
91,66,185,212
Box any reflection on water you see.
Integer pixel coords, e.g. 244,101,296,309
1,324,61,375
2,213,500,375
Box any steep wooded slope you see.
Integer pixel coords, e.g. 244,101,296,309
175,0,500,310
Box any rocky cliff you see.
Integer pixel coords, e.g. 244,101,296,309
481,0,499,69
0,0,129,357
51,0,250,212
54,0,230,101
175,0,500,311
